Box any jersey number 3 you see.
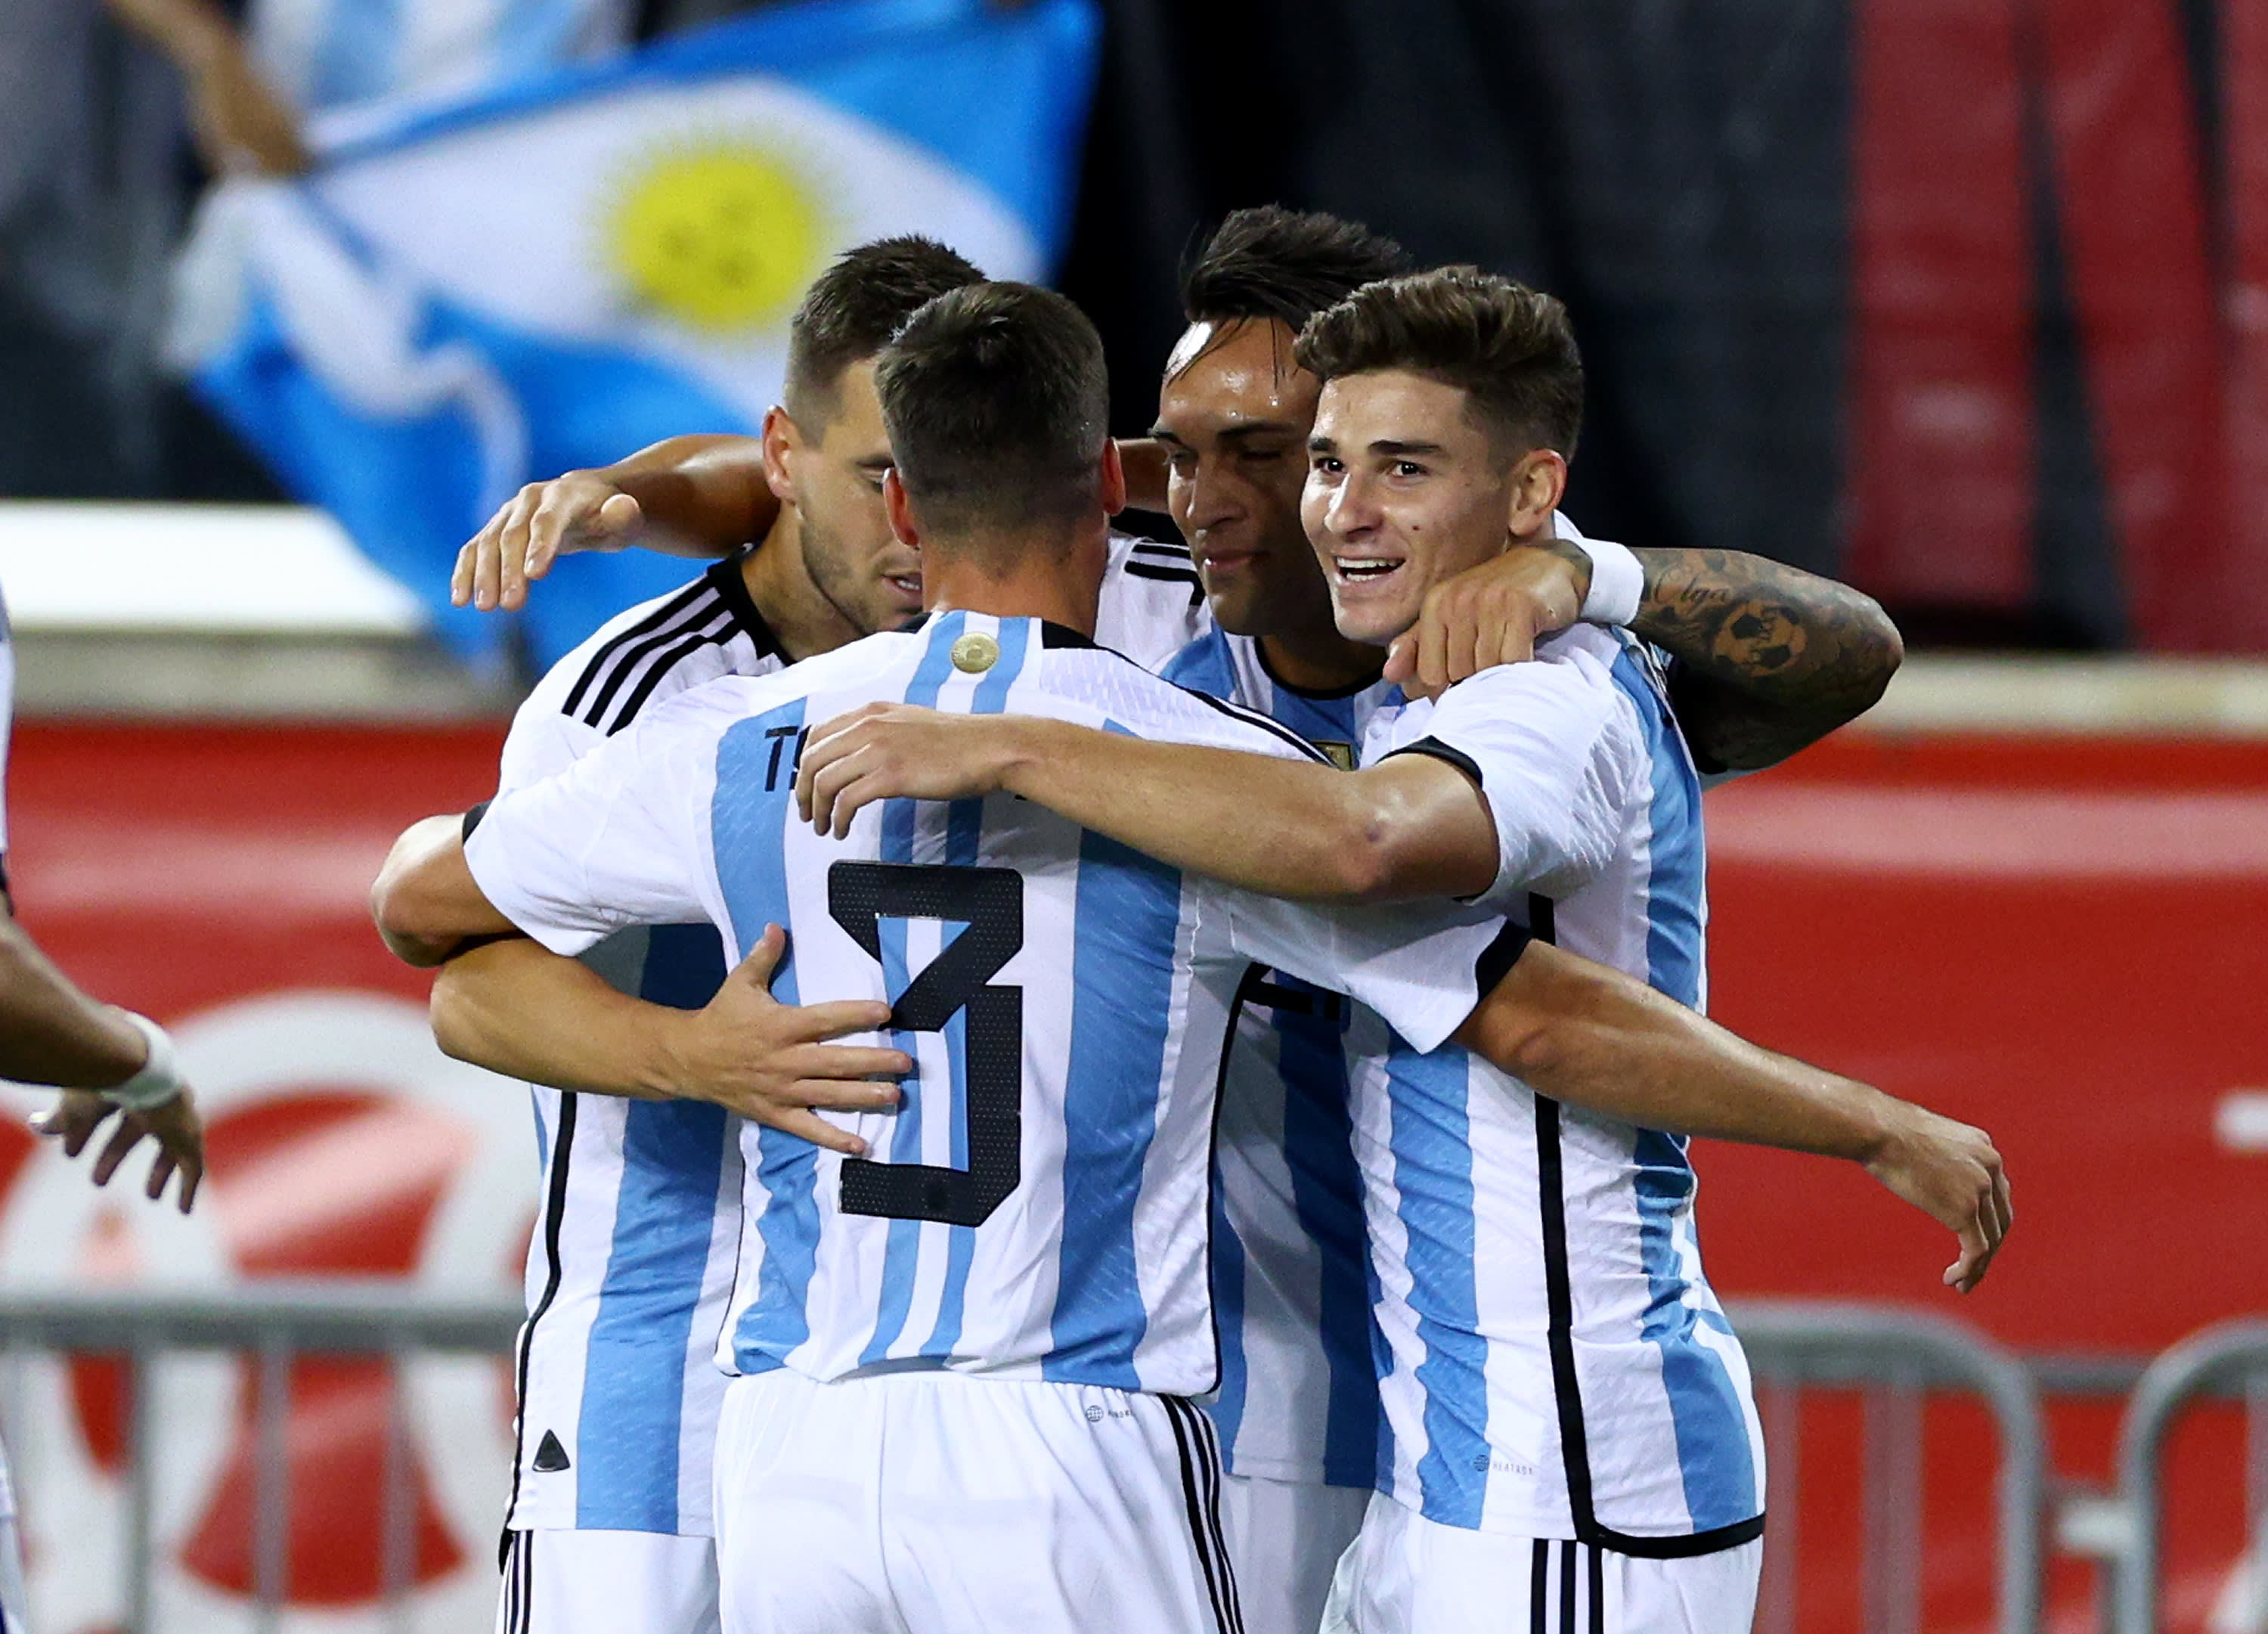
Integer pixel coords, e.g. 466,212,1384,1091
828,861,1024,1227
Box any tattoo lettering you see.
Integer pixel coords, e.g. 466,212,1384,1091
1630,550,1902,773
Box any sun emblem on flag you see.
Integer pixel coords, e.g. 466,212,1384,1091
605,138,829,333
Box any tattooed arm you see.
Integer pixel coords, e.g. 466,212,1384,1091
1631,549,1903,773
1387,538,1903,774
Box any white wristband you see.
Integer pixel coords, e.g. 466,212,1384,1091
1576,537,1645,628
104,1012,183,1112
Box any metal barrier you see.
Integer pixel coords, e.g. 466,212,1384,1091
1728,1298,2050,1634
0,1283,522,1634
2108,1316,2268,1634
20,1288,2265,1634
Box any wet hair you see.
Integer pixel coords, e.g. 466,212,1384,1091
1179,206,1414,337
1295,265,1583,457
875,281,1111,548
782,237,984,425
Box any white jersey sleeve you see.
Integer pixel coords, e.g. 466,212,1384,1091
465,689,739,956
1214,887,1504,1055
1095,531,1211,671
1380,639,1648,910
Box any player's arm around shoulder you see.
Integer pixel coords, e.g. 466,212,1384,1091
1455,941,2011,1293
1385,529,1901,771
370,685,723,966
795,696,1498,901
452,433,774,612
370,814,516,968
428,931,905,1155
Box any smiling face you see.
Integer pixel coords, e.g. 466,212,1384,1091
774,358,926,631
1302,368,1563,645
1152,318,1340,640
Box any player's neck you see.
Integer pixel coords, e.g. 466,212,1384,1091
739,504,861,662
922,527,1103,637
1256,621,1384,696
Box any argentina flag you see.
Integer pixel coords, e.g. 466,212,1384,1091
171,0,1101,665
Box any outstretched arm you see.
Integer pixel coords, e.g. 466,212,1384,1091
453,434,778,611
794,706,1500,902
456,433,1174,612
1389,538,1903,770
1459,941,2009,1292
0,912,149,1088
104,0,310,174
0,907,206,1211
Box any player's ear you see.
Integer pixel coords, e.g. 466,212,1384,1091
1504,447,1567,542
761,405,800,504
1098,436,1127,518
882,468,922,549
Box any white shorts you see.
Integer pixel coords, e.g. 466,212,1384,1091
497,1528,721,1634
713,1369,1241,1634
1324,1492,1762,1634
1221,1473,1371,1634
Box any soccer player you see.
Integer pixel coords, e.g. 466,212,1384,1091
0,584,206,1630
793,267,2010,1633
1145,206,1907,1634
387,237,1210,1634
380,279,1520,1632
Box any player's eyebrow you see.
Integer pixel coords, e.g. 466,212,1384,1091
1150,420,1304,444
854,454,895,473
1307,433,1338,455
1368,439,1448,459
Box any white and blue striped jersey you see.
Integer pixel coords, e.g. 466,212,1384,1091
247,0,631,118
467,611,1510,1403
491,539,1207,1535
1353,625,1766,1551
1161,627,1399,1488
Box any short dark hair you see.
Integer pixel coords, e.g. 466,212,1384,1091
1295,266,1583,458
875,281,1110,545
1180,206,1414,335
783,236,984,424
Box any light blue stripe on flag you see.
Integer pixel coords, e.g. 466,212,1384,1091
1386,1038,1492,1529
1045,811,1179,1388
713,702,824,1372
311,0,404,110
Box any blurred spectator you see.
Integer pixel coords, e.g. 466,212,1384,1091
105,0,639,175
0,0,255,500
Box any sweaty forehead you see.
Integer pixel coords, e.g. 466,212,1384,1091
813,358,892,453
1312,369,1477,447
1157,319,1318,429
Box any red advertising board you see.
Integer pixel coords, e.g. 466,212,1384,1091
0,720,2260,1629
